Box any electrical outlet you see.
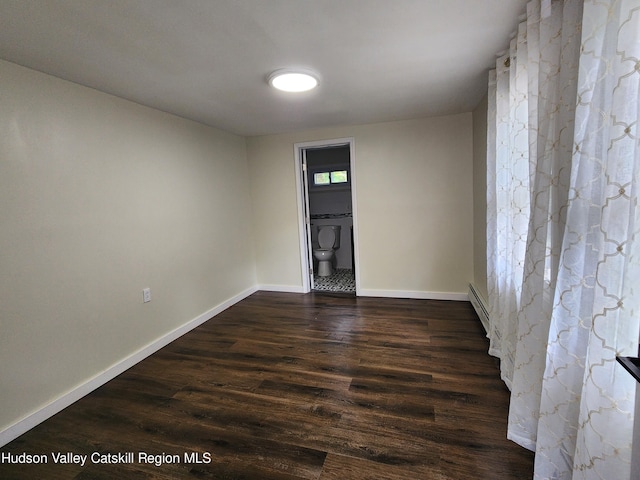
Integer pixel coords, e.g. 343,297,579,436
143,288,151,303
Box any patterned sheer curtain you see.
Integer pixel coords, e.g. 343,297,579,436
486,0,640,478
486,18,531,390
508,0,583,452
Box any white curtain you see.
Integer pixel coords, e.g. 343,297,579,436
486,0,640,478
507,0,583,452
487,20,531,390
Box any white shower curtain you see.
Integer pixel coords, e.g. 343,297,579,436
486,1,640,478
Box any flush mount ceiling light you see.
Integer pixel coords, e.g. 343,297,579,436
268,69,319,92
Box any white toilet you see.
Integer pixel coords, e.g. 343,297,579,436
313,225,341,277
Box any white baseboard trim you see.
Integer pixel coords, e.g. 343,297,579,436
257,284,306,294
0,285,258,448
357,288,468,301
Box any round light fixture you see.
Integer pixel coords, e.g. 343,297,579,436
268,69,319,92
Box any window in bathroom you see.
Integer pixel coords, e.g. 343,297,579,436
330,170,348,183
313,170,348,186
314,172,331,185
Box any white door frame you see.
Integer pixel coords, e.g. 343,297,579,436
294,138,360,294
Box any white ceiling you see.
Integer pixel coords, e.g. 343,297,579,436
0,0,527,137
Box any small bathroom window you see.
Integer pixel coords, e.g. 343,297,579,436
314,172,331,185
330,170,348,183
313,170,348,186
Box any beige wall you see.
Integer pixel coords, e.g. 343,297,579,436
0,60,256,434
472,94,489,301
246,134,307,290
247,114,474,297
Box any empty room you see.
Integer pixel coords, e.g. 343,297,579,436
1,1,638,479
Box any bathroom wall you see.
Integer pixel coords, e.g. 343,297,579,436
247,113,474,298
0,60,257,440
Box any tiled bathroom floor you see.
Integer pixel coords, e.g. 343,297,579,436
313,268,356,293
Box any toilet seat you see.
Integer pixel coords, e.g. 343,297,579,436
318,228,335,248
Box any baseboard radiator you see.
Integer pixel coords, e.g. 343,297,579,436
468,283,490,335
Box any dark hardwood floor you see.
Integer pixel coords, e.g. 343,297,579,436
0,291,534,479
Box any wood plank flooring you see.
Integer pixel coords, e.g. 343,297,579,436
0,291,534,479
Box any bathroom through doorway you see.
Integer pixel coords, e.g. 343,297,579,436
294,138,360,294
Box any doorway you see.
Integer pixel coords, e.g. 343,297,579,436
294,138,359,294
